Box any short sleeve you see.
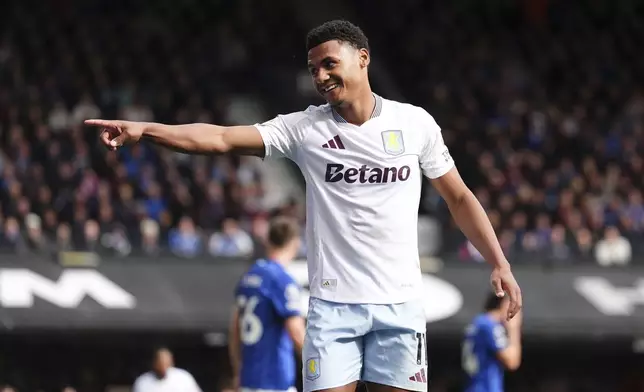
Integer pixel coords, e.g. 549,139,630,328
255,110,310,160
484,323,509,353
270,274,301,319
418,109,455,179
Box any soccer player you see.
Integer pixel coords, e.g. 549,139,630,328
462,293,523,392
86,19,522,392
228,216,305,392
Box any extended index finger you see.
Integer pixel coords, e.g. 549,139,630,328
84,119,119,128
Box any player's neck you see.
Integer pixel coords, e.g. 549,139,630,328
266,251,292,266
335,89,376,126
487,310,502,321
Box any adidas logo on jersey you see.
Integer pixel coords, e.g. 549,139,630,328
325,163,411,184
409,368,427,383
322,135,345,149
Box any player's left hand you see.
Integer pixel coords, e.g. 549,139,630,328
490,265,522,321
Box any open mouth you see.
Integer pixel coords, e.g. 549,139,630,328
322,84,340,93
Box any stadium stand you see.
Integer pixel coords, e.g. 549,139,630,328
355,0,644,265
0,1,643,391
0,0,306,259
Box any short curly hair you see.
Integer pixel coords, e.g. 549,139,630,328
306,20,370,52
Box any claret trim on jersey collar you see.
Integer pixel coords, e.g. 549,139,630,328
332,94,383,124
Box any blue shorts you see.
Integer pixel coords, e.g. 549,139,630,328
302,297,428,392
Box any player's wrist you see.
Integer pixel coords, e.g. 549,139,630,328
493,259,511,270
140,122,158,137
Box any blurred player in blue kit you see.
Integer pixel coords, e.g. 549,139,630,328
462,293,523,392
228,216,305,392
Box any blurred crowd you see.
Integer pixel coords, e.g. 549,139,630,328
357,1,644,265
0,0,305,260
1,1,643,267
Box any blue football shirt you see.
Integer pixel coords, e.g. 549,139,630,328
235,259,301,390
462,314,508,392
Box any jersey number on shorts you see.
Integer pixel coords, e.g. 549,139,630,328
237,295,264,345
461,340,479,376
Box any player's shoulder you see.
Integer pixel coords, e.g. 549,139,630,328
381,97,441,137
473,313,496,328
476,315,505,337
264,260,297,286
169,367,195,379
249,259,295,287
133,371,154,385
278,103,334,129
382,97,435,120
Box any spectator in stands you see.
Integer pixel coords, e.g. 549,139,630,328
79,219,102,252
56,223,73,252
198,181,226,230
595,226,632,267
169,216,202,258
140,218,161,255
2,217,25,254
208,218,253,257
24,213,49,254
574,228,595,263
548,224,571,263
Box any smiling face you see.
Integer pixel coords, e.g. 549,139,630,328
307,40,370,107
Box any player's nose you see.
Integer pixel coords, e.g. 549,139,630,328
314,69,331,86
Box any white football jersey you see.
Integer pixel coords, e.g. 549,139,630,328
255,95,454,304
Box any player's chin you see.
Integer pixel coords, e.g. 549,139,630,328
323,88,344,106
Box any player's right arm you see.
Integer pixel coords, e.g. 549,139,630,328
85,111,306,158
495,313,522,371
284,315,305,355
270,279,305,357
228,305,242,387
85,120,265,156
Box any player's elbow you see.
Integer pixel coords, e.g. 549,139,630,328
284,316,305,352
502,354,522,371
207,126,232,154
505,358,521,371
498,350,521,371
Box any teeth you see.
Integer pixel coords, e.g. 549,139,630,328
324,84,338,92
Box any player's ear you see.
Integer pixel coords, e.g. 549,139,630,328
359,48,370,69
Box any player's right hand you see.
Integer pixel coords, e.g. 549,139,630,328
504,306,522,330
490,265,522,321
85,119,146,151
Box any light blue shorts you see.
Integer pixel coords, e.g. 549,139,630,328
302,297,428,392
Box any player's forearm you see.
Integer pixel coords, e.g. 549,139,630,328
505,328,522,370
448,191,510,269
228,309,242,378
228,339,242,378
142,122,229,153
285,316,305,357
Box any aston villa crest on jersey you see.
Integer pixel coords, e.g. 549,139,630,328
381,130,405,155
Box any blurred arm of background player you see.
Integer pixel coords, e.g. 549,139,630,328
85,120,266,156
497,309,523,370
431,169,522,320
285,315,305,355
228,307,242,389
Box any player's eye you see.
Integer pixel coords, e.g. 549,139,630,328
323,60,336,69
